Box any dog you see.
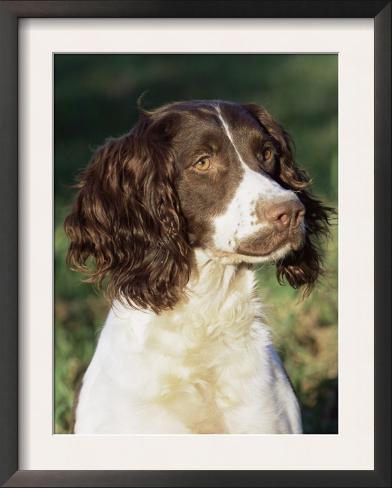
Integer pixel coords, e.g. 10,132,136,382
65,100,331,434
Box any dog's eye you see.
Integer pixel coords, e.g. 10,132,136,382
193,157,211,172
257,147,273,162
257,146,275,172
263,148,273,161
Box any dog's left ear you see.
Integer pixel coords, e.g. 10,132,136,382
244,103,334,292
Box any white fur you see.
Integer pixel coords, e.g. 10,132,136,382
74,105,303,434
75,250,302,434
213,105,296,253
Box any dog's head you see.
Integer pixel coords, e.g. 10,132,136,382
65,100,332,313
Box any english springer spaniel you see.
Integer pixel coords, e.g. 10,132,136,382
65,100,331,434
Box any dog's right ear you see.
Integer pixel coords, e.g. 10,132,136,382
64,113,192,314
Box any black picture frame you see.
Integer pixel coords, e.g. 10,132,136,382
0,1,390,486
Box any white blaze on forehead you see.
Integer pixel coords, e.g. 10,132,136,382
215,105,248,167
212,104,294,253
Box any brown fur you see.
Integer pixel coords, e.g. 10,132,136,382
65,100,332,313
64,112,192,314
244,104,333,293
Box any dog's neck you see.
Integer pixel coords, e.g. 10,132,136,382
130,248,263,343
112,249,262,334
179,248,260,317
188,248,248,294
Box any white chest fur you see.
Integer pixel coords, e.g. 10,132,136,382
74,252,302,434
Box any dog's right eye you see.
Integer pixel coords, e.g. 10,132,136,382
193,157,211,173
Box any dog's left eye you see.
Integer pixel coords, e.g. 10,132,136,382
257,147,274,162
263,148,273,161
257,146,275,172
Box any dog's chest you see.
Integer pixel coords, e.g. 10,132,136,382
141,291,264,433
75,265,300,434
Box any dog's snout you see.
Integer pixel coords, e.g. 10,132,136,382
260,199,305,231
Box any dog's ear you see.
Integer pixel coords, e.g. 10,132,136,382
64,112,192,313
244,103,333,292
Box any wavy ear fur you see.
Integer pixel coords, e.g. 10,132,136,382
64,113,192,313
245,103,334,293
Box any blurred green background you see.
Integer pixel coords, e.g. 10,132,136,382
54,54,338,434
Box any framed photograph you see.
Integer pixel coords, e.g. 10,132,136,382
0,1,390,486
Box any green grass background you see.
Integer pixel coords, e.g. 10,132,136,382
54,54,338,434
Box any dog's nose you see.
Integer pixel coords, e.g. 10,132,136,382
261,199,305,231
